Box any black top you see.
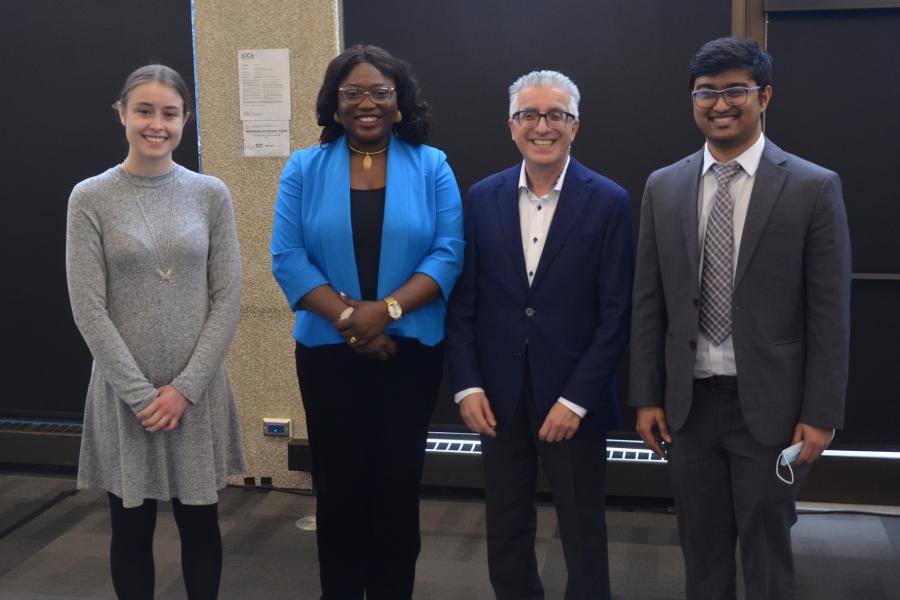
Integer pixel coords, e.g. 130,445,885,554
350,187,386,301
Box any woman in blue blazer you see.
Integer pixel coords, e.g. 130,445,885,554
270,45,463,599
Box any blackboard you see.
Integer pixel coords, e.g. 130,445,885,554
0,0,199,418
343,0,731,435
767,9,900,448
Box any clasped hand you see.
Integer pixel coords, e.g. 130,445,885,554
334,294,396,361
136,384,189,432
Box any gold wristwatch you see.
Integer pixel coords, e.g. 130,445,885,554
384,296,403,321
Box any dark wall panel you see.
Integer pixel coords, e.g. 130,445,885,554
344,0,731,433
0,1,198,418
766,0,900,10
767,9,900,448
843,281,900,448
767,9,900,274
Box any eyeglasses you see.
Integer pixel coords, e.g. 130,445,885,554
338,86,396,104
511,109,577,129
692,86,761,108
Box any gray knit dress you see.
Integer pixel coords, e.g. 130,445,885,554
66,164,247,508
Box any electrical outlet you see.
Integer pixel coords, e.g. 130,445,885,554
263,418,291,437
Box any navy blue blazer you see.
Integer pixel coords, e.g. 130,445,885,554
446,158,634,433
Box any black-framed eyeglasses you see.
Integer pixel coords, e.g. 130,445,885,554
511,109,577,129
338,86,396,104
691,86,761,108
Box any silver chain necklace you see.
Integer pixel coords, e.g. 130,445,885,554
124,165,178,283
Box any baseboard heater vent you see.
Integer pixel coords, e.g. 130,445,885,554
424,432,666,463
0,418,82,467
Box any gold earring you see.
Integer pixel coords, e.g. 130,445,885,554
333,112,340,123
395,110,403,123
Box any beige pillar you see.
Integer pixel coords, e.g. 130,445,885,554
193,0,341,488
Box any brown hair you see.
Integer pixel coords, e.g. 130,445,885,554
113,64,193,120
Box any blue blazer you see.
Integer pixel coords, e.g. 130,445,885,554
446,158,634,433
271,135,464,347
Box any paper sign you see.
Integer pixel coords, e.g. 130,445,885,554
238,49,291,121
243,121,291,157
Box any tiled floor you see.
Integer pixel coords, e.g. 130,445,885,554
1,471,899,599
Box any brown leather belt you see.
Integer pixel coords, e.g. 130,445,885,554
693,375,738,393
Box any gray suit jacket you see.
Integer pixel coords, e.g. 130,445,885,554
628,139,851,446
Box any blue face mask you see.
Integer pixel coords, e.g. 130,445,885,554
776,441,805,485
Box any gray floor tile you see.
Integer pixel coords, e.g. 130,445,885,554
0,472,898,599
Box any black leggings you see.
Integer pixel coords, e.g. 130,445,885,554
107,492,222,600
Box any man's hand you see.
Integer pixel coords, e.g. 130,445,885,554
459,392,497,438
636,406,672,458
538,401,581,443
137,385,189,432
791,422,833,465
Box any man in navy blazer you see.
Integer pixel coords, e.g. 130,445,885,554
446,70,634,600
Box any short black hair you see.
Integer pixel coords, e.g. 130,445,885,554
689,37,773,91
315,44,432,145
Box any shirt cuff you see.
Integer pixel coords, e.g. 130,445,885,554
454,387,484,404
558,397,587,418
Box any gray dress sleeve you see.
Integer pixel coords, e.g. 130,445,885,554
66,185,158,414
171,179,243,402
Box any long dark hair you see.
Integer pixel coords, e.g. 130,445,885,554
316,44,432,145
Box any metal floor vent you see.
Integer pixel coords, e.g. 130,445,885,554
0,418,83,466
0,419,83,435
425,433,668,464
425,433,900,463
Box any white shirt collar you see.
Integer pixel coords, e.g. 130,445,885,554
702,133,766,177
518,156,571,196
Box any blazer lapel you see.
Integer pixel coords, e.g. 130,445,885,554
734,141,788,288
531,159,589,290
679,151,704,292
378,136,412,297
495,168,529,290
318,136,361,299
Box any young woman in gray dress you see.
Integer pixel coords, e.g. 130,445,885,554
65,64,246,600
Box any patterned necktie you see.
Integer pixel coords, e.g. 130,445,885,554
699,161,743,346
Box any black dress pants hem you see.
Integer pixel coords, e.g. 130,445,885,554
296,337,442,600
668,382,809,600
480,367,611,600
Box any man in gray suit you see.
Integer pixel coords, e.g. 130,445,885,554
629,37,851,600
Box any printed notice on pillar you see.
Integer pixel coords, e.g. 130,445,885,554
243,121,290,158
238,49,291,121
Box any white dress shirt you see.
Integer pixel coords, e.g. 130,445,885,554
694,133,765,378
455,158,587,418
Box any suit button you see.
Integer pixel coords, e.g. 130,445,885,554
689,340,697,350
692,297,699,307
525,307,535,317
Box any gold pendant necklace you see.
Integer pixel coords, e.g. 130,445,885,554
348,143,388,171
124,166,178,283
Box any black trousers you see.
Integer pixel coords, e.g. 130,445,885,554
295,337,443,600
107,493,222,600
668,381,810,600
480,368,610,600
